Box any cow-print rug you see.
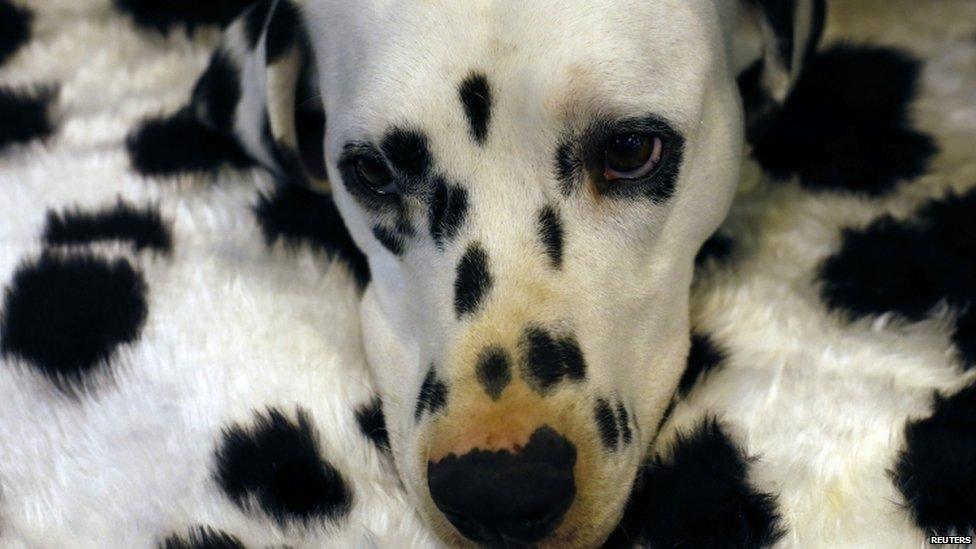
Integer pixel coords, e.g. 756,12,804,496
1,0,975,547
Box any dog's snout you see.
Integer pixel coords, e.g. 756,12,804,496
427,426,577,544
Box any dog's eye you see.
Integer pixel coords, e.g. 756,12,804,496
603,133,663,181
355,155,397,195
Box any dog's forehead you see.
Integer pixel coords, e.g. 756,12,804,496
307,0,727,143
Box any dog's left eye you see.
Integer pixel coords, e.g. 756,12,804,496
603,133,663,181
354,155,397,195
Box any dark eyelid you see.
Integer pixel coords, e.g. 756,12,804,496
595,115,681,148
338,141,384,167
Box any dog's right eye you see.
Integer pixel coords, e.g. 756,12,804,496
354,155,397,195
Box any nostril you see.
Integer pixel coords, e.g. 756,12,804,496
427,426,576,544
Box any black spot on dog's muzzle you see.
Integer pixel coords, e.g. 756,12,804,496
427,426,577,545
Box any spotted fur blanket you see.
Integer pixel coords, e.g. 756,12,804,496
1,1,975,547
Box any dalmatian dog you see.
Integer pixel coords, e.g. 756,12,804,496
191,0,825,546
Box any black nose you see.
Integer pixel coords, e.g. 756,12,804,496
427,426,577,545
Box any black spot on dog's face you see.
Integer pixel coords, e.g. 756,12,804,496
476,347,511,401
113,0,254,33
537,206,564,269
0,253,148,390
616,402,633,445
606,419,785,548
429,178,469,250
264,0,301,63
191,49,241,133
748,0,798,70
595,398,620,451
355,397,389,452
372,225,405,256
454,243,492,318
243,0,273,48
521,327,586,393
678,333,727,397
244,0,303,61
254,184,370,289
458,73,492,145
752,44,936,196
214,407,351,526
293,55,328,180
126,108,253,176
554,142,578,197
892,383,976,535
0,86,56,152
160,526,244,549
594,398,634,451
381,128,432,181
43,200,173,253
415,366,448,421
0,0,32,66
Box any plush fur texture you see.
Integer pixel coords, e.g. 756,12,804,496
0,0,975,547
0,0,32,66
0,86,55,151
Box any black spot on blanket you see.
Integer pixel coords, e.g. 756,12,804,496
893,383,976,536
695,231,736,269
215,407,352,526
606,419,784,548
753,44,936,196
355,397,389,452
0,0,32,66
678,333,728,397
819,190,976,368
1,253,148,389
44,200,173,253
0,86,56,152
113,0,256,33
126,108,253,176
254,184,370,289
953,307,976,370
160,526,245,549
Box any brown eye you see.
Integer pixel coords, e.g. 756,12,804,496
603,133,663,181
356,155,397,195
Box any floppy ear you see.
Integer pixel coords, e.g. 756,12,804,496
736,0,827,144
191,0,329,191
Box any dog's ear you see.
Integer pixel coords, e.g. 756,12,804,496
736,0,826,144
191,0,329,191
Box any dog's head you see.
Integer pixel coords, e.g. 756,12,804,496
193,0,823,545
